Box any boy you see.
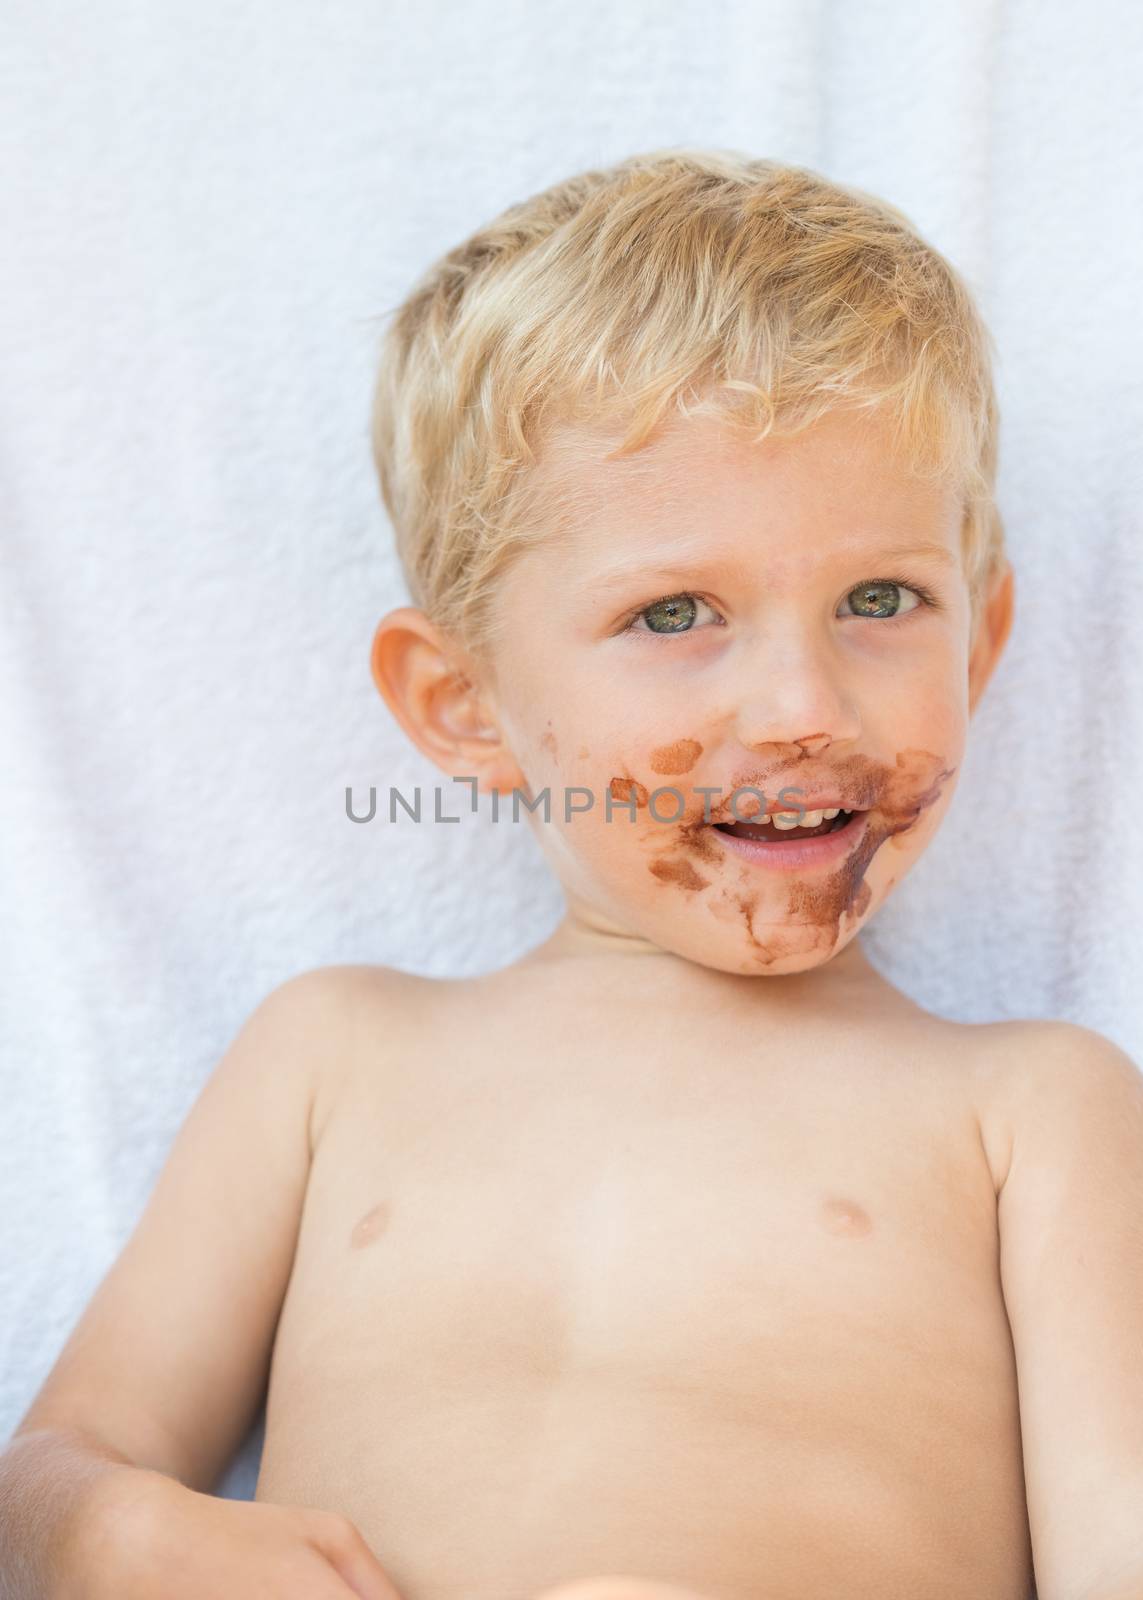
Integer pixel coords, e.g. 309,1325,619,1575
3,148,1142,1600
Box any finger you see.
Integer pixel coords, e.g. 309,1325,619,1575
326,1546,407,1600
308,1514,406,1600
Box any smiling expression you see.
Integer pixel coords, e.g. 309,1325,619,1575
479,404,976,976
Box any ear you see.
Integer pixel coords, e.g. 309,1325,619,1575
967,558,1015,716
369,607,525,796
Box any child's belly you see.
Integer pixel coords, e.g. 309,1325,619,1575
255,1041,1033,1600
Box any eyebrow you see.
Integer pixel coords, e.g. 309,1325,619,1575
584,540,959,592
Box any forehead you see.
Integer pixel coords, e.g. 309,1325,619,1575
522,405,961,569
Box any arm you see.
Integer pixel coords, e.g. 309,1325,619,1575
988,1022,1143,1600
0,1427,152,1600
0,966,361,1594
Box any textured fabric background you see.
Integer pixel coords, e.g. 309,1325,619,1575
2,0,1140,1502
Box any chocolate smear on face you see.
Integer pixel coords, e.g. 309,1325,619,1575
649,738,704,775
649,856,710,891
645,746,957,969
608,775,649,808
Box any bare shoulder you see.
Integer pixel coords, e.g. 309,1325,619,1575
288,961,445,1146
960,1016,1143,1195
314,959,447,1025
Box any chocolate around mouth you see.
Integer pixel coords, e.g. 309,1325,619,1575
636,747,958,973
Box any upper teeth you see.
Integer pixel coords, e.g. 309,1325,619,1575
765,806,842,829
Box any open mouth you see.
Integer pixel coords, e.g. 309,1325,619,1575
713,808,863,844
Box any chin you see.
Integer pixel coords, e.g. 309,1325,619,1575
656,924,855,979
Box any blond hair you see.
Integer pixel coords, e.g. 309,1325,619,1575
370,146,1005,671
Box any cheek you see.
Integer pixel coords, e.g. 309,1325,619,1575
874,654,969,748
535,706,651,790
522,724,625,834
520,694,600,776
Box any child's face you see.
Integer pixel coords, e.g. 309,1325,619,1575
476,405,992,977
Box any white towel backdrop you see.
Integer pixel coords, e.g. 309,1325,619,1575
2,0,1141,1502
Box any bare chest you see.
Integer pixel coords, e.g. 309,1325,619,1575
256,1001,1032,1600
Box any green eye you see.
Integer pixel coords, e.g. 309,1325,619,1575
840,578,938,619
844,581,916,619
627,593,720,635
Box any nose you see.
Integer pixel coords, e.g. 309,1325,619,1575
730,620,861,751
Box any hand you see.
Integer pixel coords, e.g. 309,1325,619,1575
66,1466,406,1600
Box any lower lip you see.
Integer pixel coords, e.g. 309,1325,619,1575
707,810,871,872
